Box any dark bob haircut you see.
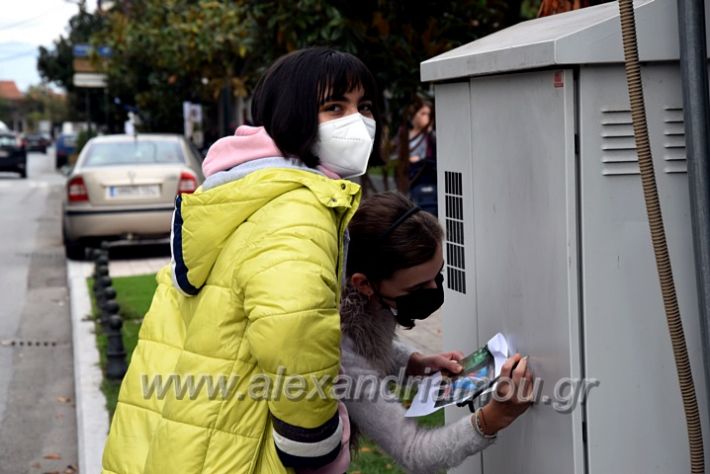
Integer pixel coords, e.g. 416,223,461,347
346,191,443,282
251,47,383,168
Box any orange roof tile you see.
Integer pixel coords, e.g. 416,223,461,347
0,81,23,101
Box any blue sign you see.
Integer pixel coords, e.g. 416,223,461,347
73,44,91,58
97,46,113,58
73,44,112,58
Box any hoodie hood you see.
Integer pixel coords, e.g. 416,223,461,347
172,125,359,296
171,166,360,296
202,125,284,177
202,125,341,180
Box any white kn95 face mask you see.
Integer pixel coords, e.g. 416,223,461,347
313,113,376,178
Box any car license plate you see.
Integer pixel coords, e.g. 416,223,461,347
0,150,8,158
106,185,161,198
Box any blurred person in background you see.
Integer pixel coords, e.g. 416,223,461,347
398,98,438,216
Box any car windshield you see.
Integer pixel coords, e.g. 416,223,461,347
0,135,16,146
83,140,185,167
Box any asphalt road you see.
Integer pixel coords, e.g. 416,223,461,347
0,148,78,473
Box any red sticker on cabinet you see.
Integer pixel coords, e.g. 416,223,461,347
554,71,564,88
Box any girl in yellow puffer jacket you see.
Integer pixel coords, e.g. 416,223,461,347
101,48,382,474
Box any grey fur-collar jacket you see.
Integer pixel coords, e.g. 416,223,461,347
339,284,494,474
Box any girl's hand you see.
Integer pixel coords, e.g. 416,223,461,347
407,351,464,377
477,353,533,436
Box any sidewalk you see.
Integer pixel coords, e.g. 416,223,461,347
67,260,108,474
109,257,170,278
396,310,442,355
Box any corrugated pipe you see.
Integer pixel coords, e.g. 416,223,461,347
617,1,705,472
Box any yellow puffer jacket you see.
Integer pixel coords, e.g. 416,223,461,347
102,167,361,473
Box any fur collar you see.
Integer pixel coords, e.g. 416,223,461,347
340,283,398,375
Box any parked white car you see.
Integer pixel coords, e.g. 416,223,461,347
62,134,205,259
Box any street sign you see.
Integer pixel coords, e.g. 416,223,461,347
73,44,112,58
97,46,112,58
73,44,111,80
73,73,107,88
73,44,92,58
73,58,96,73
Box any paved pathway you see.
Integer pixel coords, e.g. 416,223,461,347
109,254,169,277
0,149,78,473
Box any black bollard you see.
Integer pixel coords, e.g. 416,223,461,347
95,254,109,267
87,248,102,261
93,275,112,293
93,264,109,279
98,287,117,307
100,299,120,329
105,314,127,380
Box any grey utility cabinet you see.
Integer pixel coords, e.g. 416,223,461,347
422,0,710,472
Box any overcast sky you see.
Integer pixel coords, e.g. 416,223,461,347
0,0,98,92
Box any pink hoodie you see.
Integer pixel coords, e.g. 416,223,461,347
202,126,283,177
202,125,339,179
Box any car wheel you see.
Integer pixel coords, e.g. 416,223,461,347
18,166,26,179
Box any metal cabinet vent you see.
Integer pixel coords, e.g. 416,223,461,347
663,107,687,174
601,108,640,176
444,171,466,294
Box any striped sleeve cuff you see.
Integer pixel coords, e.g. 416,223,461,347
272,412,343,468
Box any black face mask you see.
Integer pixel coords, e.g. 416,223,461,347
386,272,444,328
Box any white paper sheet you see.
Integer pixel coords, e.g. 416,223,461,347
405,332,509,417
402,371,442,418
488,332,509,378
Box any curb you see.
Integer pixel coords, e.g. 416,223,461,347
68,260,109,474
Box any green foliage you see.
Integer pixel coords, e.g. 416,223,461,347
91,0,252,132
350,439,406,473
22,86,68,130
236,0,531,131
37,1,107,123
37,6,103,94
93,0,534,134
0,99,15,128
43,0,537,140
87,276,145,419
75,128,97,157
111,273,159,320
